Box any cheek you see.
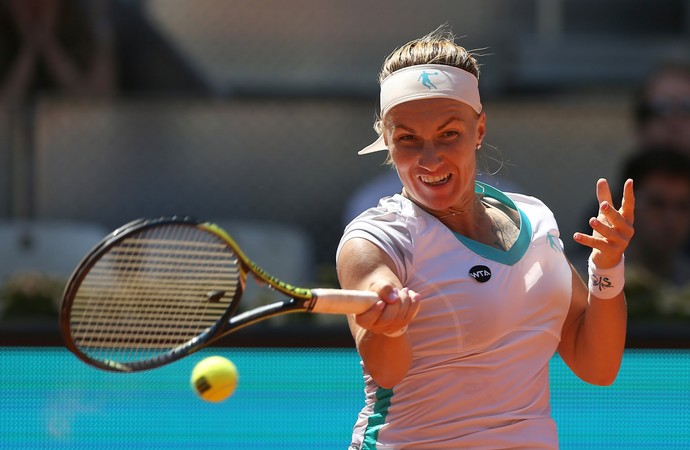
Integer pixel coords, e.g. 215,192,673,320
635,210,659,230
390,154,420,190
638,210,690,237
390,149,414,171
394,164,416,186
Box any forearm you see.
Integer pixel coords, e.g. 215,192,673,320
572,292,627,385
559,263,627,386
566,178,634,385
338,238,420,388
350,318,413,388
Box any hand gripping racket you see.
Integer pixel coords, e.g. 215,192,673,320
60,216,377,372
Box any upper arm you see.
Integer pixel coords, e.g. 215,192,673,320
337,237,402,292
337,236,404,343
337,237,418,388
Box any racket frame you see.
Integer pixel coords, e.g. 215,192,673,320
59,216,350,372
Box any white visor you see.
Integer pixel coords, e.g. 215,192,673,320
358,64,482,155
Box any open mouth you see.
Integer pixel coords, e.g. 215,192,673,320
420,173,451,186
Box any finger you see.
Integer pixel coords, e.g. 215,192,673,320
377,290,408,324
397,288,420,322
596,178,614,207
356,300,386,329
369,280,402,305
375,288,417,332
573,232,598,250
386,287,411,321
574,225,628,257
589,219,633,251
596,202,635,240
383,287,400,304
573,232,622,255
597,202,623,229
588,216,614,239
407,289,421,320
620,178,635,223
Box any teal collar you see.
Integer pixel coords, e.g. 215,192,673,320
451,181,532,266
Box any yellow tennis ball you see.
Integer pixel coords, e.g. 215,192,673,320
190,356,239,402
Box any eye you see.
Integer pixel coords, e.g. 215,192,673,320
439,130,460,140
395,133,418,144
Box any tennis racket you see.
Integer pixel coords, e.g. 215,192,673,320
60,216,378,372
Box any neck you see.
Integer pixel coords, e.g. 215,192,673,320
402,188,483,219
438,195,483,219
628,244,676,277
401,187,519,251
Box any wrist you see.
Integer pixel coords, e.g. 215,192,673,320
588,255,625,299
382,326,408,338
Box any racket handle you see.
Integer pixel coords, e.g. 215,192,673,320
310,288,380,315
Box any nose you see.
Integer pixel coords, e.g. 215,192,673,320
418,142,443,171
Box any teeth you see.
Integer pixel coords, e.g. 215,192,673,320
420,174,450,185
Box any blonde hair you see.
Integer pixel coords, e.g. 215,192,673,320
374,26,482,164
378,27,480,85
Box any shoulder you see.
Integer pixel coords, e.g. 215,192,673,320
506,192,551,211
345,195,412,232
507,193,558,225
337,195,421,283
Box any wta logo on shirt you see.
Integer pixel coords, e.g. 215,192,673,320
469,265,491,283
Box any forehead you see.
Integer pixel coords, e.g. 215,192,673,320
385,98,478,125
639,172,690,195
647,72,690,99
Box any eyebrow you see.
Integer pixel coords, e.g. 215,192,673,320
393,124,416,133
392,117,466,133
437,117,465,130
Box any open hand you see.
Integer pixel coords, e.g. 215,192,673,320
574,178,635,269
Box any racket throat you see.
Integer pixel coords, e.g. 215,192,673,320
227,299,304,330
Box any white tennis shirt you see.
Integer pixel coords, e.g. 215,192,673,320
337,182,572,449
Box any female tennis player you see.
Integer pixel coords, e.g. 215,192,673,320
337,26,634,449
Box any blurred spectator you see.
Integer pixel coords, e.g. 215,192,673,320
633,61,690,155
0,0,117,109
620,149,690,320
572,61,690,274
0,0,209,108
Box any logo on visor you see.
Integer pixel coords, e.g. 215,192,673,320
418,70,439,89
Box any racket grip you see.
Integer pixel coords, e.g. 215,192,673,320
310,288,380,315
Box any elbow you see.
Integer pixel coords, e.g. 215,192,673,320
377,380,397,390
593,373,619,387
581,368,621,386
372,370,408,389
588,377,616,387
370,359,412,389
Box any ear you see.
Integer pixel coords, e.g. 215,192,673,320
476,112,486,148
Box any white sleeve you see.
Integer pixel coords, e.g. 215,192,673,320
336,207,412,284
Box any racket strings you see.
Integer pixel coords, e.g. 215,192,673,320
69,224,240,364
